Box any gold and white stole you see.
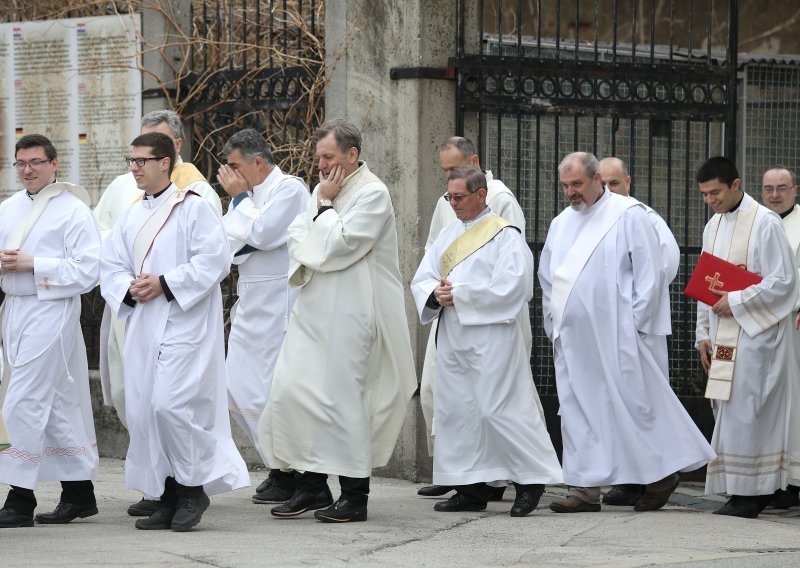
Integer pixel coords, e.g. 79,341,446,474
549,196,640,341
439,215,516,280
132,188,196,274
704,202,759,401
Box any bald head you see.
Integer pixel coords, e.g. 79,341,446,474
599,157,631,196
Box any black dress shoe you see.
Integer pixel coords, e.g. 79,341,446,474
0,507,34,528
127,498,160,517
603,484,644,506
713,495,760,519
488,485,507,501
510,485,544,517
34,502,98,524
135,506,176,530
769,488,800,509
171,492,210,532
254,477,272,494
433,493,487,512
252,483,294,504
417,484,453,497
313,499,367,523
271,488,333,518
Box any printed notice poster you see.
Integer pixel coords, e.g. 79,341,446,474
0,15,141,203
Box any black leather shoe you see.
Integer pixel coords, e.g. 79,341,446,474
769,488,800,509
510,485,544,517
135,506,176,530
271,488,333,518
0,507,34,528
434,493,487,512
171,492,210,532
488,485,507,502
417,484,453,497
252,483,294,504
34,502,98,524
127,498,160,517
713,495,760,519
314,499,367,523
603,484,643,506
254,477,272,494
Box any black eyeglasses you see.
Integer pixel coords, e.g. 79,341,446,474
13,158,52,170
125,156,165,167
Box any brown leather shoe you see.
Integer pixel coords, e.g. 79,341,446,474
634,473,679,512
549,495,601,513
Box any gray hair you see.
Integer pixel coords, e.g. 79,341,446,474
141,110,183,139
314,119,361,156
764,164,797,186
447,166,487,193
440,136,477,159
559,151,600,179
222,128,273,165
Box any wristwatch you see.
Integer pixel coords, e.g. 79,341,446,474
318,198,333,207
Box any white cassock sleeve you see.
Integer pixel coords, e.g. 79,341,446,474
162,199,231,311
99,211,137,321
451,229,533,326
411,238,445,325
288,185,392,283
32,205,101,300
224,180,307,253
728,215,798,337
648,210,680,284
623,207,671,336
538,222,557,343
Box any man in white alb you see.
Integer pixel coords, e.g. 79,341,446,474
412,166,562,516
598,156,681,507
94,109,223,517
695,157,797,518
0,135,100,528
417,136,528,501
540,152,714,514
216,128,308,504
258,119,416,523
100,132,249,532
759,165,800,510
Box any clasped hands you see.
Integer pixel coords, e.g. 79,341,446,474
129,273,163,303
0,249,34,273
434,278,454,308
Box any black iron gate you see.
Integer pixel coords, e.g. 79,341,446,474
453,0,739,396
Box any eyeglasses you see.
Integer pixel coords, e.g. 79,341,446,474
13,158,52,170
444,191,478,203
125,156,165,168
762,185,795,195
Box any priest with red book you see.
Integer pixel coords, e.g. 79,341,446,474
695,157,798,518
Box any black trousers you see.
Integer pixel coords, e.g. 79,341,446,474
159,477,204,509
268,469,297,490
295,471,370,505
455,482,538,506
4,480,96,516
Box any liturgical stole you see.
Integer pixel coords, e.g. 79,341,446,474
549,197,640,341
704,202,759,401
439,215,515,280
133,188,197,273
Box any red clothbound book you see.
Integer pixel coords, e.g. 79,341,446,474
683,251,763,306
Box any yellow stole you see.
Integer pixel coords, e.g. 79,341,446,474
170,162,207,189
440,215,516,279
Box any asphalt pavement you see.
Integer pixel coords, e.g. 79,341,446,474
3,458,800,567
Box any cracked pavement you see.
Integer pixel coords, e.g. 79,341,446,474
3,458,800,567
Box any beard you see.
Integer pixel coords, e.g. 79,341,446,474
570,201,587,212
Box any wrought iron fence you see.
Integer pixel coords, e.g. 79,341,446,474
455,0,739,395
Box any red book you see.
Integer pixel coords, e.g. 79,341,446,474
683,252,763,306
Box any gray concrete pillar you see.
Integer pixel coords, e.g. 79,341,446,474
324,1,457,481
